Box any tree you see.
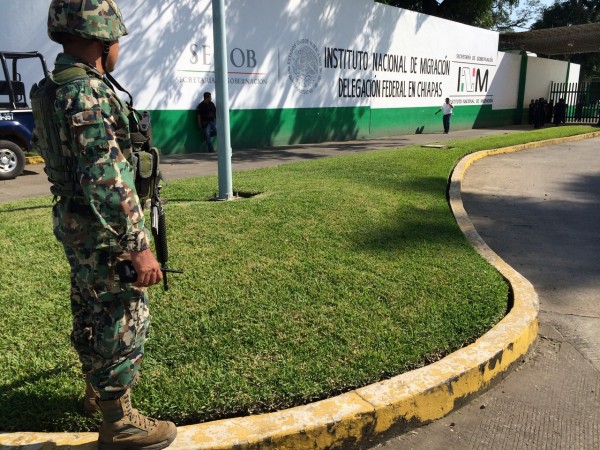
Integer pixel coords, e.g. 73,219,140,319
532,0,600,27
531,0,600,79
376,0,543,31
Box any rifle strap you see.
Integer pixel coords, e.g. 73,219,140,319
105,71,133,108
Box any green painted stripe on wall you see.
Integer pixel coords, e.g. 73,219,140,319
516,54,529,124
148,105,518,155
230,106,372,148
370,105,518,137
148,109,201,155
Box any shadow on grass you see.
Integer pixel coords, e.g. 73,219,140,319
331,173,468,253
353,206,466,253
0,205,51,213
0,366,95,433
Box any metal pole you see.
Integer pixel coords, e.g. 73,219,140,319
212,0,233,200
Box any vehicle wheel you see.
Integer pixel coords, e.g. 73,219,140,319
0,140,26,180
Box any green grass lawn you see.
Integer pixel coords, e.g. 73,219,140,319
0,125,596,432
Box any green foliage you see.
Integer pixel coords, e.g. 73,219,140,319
0,125,595,432
375,0,541,30
534,0,600,27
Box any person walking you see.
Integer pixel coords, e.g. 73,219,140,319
434,97,454,133
196,91,217,153
30,1,177,449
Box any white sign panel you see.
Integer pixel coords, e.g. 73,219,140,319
118,0,499,111
368,4,499,108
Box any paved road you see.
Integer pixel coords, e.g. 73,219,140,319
370,138,600,449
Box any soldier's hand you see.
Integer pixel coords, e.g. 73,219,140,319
130,249,163,287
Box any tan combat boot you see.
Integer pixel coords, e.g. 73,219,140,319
84,373,100,416
97,390,177,450
85,372,140,417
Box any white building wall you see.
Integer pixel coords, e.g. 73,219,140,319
524,56,578,101
489,52,522,110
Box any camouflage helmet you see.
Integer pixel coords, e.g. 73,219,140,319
48,0,128,43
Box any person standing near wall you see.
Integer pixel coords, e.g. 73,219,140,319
553,98,567,126
30,1,177,449
196,92,217,153
434,97,454,134
533,98,546,129
528,99,535,125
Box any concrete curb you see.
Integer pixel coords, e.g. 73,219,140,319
3,133,598,450
24,156,44,165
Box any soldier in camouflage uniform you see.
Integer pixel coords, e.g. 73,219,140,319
30,1,176,449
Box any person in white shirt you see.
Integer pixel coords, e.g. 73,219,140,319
434,97,454,133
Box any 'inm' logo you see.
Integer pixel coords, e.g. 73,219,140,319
457,67,489,92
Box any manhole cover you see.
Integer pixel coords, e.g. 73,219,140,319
421,144,451,149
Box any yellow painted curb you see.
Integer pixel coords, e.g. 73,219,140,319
3,132,598,450
25,156,44,164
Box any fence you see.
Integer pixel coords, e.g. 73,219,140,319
549,81,600,123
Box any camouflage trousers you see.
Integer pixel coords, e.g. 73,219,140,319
53,200,151,400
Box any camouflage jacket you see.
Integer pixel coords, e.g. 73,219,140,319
36,53,148,253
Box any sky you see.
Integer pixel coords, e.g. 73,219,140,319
515,0,556,30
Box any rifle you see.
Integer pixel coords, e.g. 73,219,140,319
150,179,183,291
116,259,183,289
118,110,183,290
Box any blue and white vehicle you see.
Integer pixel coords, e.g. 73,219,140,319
0,51,48,180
